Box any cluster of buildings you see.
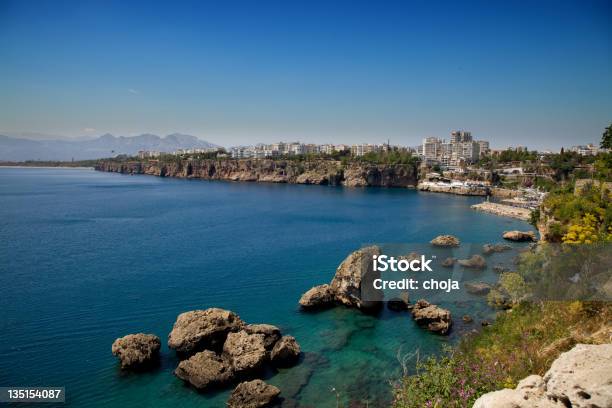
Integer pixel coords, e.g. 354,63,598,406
570,144,605,156
137,147,220,159
418,131,489,166
229,142,397,159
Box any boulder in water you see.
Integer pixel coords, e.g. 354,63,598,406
430,235,460,247
227,379,281,408
411,299,452,335
270,335,301,367
502,230,536,242
111,333,161,369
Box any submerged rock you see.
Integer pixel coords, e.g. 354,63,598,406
465,281,492,295
458,255,487,269
270,335,301,367
411,299,452,335
441,257,456,267
462,315,473,323
387,296,410,311
473,344,612,408
430,235,460,247
111,333,161,369
482,243,513,255
175,350,234,390
299,284,334,310
223,331,268,377
227,379,281,408
168,308,244,355
502,230,537,242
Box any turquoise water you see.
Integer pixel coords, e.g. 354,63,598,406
0,168,534,407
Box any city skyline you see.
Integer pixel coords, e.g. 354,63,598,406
1,0,611,150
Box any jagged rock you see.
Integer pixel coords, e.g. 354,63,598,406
270,335,301,367
227,380,281,408
175,350,235,390
473,344,612,408
430,235,460,247
330,246,382,310
465,281,492,295
502,230,537,242
411,299,452,335
441,257,456,267
462,315,473,323
299,284,334,310
244,324,281,350
223,331,268,377
168,308,244,355
482,243,512,255
111,333,161,369
458,255,487,269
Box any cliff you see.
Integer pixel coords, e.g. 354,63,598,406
95,159,419,188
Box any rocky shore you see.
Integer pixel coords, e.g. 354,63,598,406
471,201,532,221
95,159,419,188
417,181,489,196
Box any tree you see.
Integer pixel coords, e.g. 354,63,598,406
602,124,612,149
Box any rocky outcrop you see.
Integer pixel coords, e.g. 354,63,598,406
95,159,418,188
330,246,382,310
430,235,460,247
227,380,281,408
270,335,301,367
473,344,612,408
503,230,537,242
223,331,268,377
471,202,531,221
482,243,512,255
244,324,281,350
458,255,487,269
465,281,492,295
300,246,382,312
171,311,301,391
418,182,489,196
175,350,235,390
298,284,334,310
111,333,161,369
411,299,452,335
168,308,244,355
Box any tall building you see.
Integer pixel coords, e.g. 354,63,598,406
450,130,472,143
422,137,442,160
477,140,490,157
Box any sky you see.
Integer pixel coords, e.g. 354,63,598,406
0,0,611,150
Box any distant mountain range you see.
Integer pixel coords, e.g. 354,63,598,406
0,133,219,161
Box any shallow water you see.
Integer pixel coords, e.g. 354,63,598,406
0,168,533,407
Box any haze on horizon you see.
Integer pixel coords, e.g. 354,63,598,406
1,0,611,151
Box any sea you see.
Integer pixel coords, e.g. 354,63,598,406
0,167,535,407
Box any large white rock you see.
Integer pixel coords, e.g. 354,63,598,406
473,344,612,408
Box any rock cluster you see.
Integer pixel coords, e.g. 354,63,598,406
112,308,300,402
168,308,244,354
299,246,382,311
411,299,452,335
473,344,612,408
458,255,487,269
169,309,300,391
430,235,460,247
502,230,537,242
111,333,161,369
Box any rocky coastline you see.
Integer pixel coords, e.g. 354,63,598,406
95,158,419,188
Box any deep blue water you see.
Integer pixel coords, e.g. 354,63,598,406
0,168,534,407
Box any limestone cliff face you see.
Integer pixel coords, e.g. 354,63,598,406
95,159,418,188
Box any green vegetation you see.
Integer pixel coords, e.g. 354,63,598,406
393,301,611,408
602,123,612,149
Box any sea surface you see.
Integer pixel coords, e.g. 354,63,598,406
0,168,534,407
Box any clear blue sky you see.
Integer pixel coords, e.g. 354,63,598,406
1,0,610,149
